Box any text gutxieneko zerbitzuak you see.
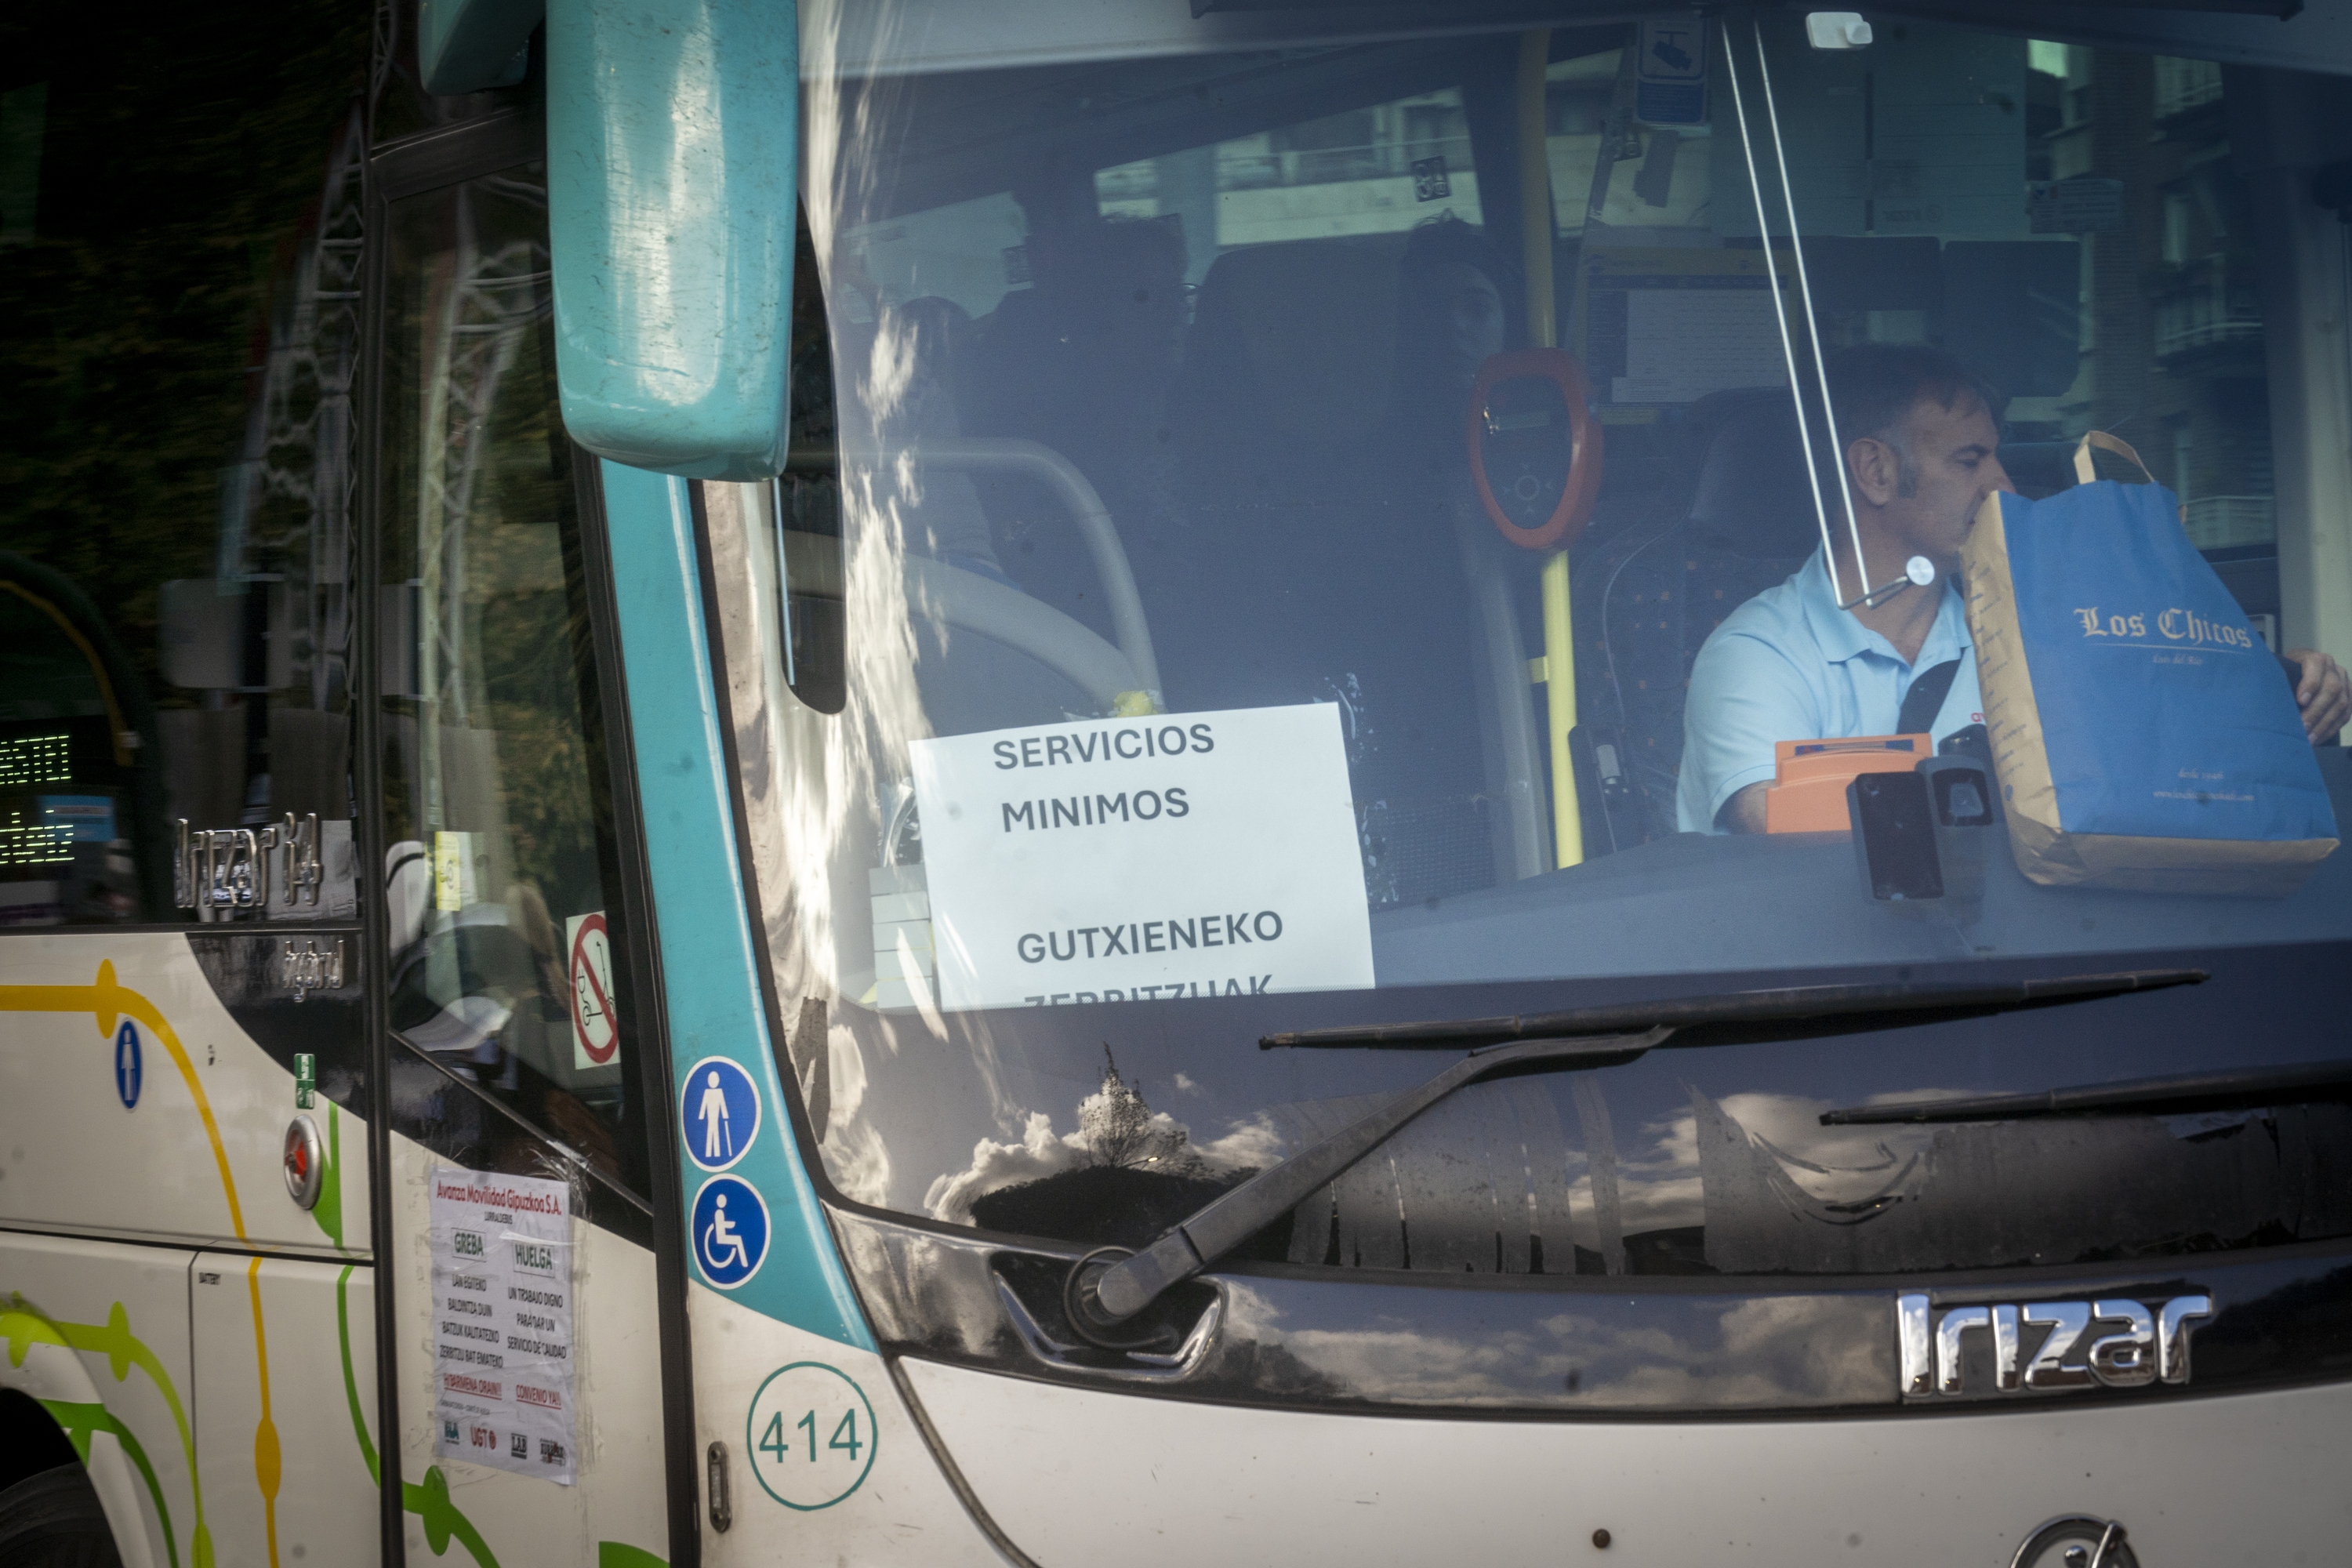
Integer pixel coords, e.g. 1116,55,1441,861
1016,910,1283,1004
1025,977,1273,1005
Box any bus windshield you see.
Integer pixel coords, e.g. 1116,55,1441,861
720,7,2352,1277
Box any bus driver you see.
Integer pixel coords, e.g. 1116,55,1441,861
1677,345,2351,836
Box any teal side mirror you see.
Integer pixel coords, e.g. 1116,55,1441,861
547,0,798,481
418,0,541,93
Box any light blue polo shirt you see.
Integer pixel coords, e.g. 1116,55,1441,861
1676,548,1984,833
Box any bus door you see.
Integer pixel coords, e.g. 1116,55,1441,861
369,128,685,1566
2,4,693,1561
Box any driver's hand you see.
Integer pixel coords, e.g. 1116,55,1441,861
2287,648,2350,742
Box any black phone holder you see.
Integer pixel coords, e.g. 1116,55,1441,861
1848,731,2001,913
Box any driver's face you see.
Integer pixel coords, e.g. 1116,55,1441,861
1883,392,2013,572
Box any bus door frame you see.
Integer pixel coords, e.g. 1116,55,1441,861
358,109,700,1568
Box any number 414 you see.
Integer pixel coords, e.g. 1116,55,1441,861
760,1407,862,1464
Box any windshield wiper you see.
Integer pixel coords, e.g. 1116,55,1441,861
1822,1058,2352,1126
1065,1028,1670,1345
1259,970,2205,1051
1072,969,2202,1340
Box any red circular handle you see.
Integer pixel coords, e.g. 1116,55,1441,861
1465,348,1606,550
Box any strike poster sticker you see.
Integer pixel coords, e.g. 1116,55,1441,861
909,703,1374,1011
430,1167,579,1485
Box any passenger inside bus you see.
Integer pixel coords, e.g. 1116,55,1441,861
1152,216,1531,900
1374,216,1517,483
1679,344,2352,835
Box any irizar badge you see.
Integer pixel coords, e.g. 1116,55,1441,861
1899,1292,2212,1398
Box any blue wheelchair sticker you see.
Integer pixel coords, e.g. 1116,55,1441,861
114,1022,142,1109
691,1174,769,1289
681,1055,762,1173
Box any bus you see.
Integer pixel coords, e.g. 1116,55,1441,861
4,0,2349,1563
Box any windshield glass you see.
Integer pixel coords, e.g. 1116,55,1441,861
720,9,2352,1277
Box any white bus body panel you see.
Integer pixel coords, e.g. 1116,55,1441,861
902,1357,2352,1565
0,932,368,1254
689,1283,1004,1566
4,931,377,1568
0,1231,195,1568
3,931,679,1567
190,1251,379,1567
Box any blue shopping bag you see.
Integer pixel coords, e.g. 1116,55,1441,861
1961,432,2338,894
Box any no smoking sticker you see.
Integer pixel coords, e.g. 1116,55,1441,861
566,912,617,1070
746,1363,877,1511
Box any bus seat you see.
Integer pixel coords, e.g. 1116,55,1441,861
1166,234,1508,904
1176,236,1405,464
1166,235,1454,534
1577,389,1819,844
960,225,1192,638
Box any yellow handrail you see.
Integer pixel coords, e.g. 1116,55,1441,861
1518,28,1584,868
1541,551,1583,866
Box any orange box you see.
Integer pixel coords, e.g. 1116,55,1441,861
1762,735,1933,833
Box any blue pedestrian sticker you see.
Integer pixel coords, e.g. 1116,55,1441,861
114,1021,142,1110
681,1056,762,1173
691,1175,769,1290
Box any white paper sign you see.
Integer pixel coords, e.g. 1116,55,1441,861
430,1167,578,1484
909,703,1374,1010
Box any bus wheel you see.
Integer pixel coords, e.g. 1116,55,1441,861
0,1465,123,1568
